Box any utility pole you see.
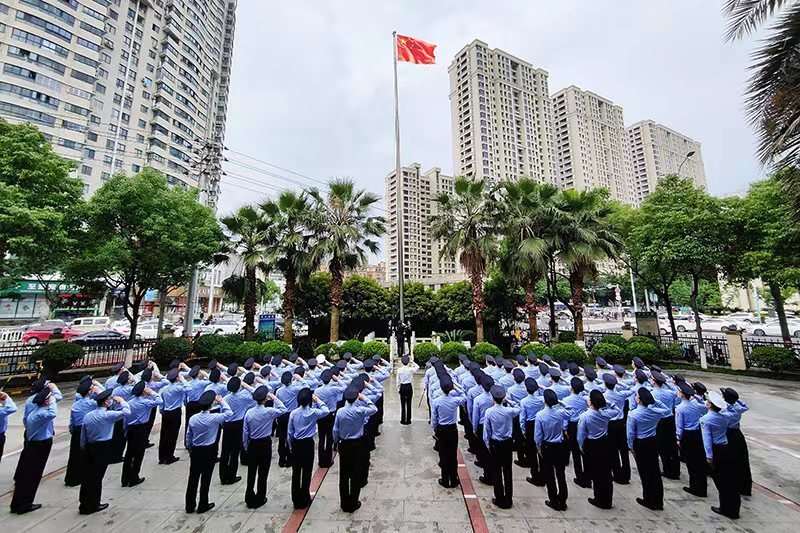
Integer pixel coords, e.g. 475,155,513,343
183,140,223,337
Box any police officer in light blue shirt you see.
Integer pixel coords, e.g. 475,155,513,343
577,389,620,509
276,370,306,466
431,377,466,489
65,376,99,487
122,380,163,487
675,381,707,497
562,377,590,488
471,375,495,485
79,389,130,515
701,391,740,519
334,386,377,513
627,387,671,511
243,385,286,509
721,387,751,497
603,373,636,484
483,385,520,509
651,371,680,479
185,390,232,513
0,390,17,462
534,389,571,511
287,388,330,509
316,369,345,468
219,376,255,485
158,368,187,464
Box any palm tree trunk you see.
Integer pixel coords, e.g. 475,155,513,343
329,267,343,342
767,281,792,345
524,279,538,342
244,265,257,340
282,270,296,344
569,269,585,341
469,267,486,343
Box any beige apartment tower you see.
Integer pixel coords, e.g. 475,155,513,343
626,120,706,203
449,39,556,186
552,85,634,204
0,0,237,198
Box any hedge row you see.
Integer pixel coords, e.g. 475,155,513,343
589,334,680,365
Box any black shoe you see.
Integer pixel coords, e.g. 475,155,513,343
711,506,739,519
514,460,531,467
492,498,512,509
478,476,493,486
129,477,145,487
526,476,546,487
65,481,81,487
438,478,451,488
166,457,180,465
574,478,592,489
614,478,630,485
11,504,43,514
545,500,565,511
80,503,110,515
683,487,706,498
587,498,611,510
474,461,484,468
196,503,215,514
662,473,680,480
145,442,155,449
636,497,662,511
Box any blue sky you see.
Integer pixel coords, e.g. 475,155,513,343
218,1,765,215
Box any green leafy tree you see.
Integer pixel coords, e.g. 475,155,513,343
434,281,474,331
295,271,332,342
221,275,277,308
68,169,223,344
220,206,275,340
483,270,524,347
668,279,723,311
431,177,497,342
387,282,437,336
308,179,385,342
341,275,390,338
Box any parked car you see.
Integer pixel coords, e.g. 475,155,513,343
71,329,134,346
197,319,243,335
751,319,800,338
723,312,760,323
115,320,173,339
18,320,67,332
70,316,112,332
21,325,82,345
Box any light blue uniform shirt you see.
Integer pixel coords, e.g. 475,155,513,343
534,405,570,446
24,386,63,422
483,403,521,448
0,396,18,434
603,385,636,421
458,372,477,391
242,399,287,449
675,398,707,439
523,365,540,380
316,382,346,412
652,386,679,417
276,381,307,411
498,373,515,389
576,406,621,450
113,384,135,402
431,390,467,429
159,381,187,411
204,382,228,397
725,400,748,429
549,381,571,400
287,402,331,443
471,391,494,432
70,395,98,430
561,392,588,423
185,399,233,448
466,384,483,426
519,392,545,431
186,379,210,402
627,382,651,410
25,402,58,441
507,382,528,404
333,398,378,441
626,401,672,449
126,394,163,426
700,410,731,459
225,389,256,422
81,401,131,447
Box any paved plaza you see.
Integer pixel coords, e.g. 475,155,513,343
0,371,799,532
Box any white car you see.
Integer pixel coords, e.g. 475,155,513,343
69,316,112,332
724,312,760,323
197,319,243,335
750,319,800,338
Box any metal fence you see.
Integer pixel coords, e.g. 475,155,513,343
655,333,730,366
743,337,800,368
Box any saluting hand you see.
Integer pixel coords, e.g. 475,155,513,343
215,394,223,404
0,392,7,401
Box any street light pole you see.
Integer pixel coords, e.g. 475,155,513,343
677,150,696,176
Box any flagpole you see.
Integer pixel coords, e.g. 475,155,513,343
392,31,406,346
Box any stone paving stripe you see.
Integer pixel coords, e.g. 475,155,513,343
753,481,800,513
456,448,489,533
281,454,335,533
748,436,800,460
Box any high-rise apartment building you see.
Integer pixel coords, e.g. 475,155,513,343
626,120,706,203
449,39,556,186
0,0,237,198
552,85,634,204
384,163,463,286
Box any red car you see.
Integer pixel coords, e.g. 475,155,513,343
21,325,82,345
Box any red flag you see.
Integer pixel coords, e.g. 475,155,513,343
396,34,436,64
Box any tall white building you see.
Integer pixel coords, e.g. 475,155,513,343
0,0,237,198
449,39,556,185
626,120,706,203
552,85,634,204
384,163,463,286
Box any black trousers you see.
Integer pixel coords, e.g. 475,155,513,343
317,413,335,467
111,419,126,462
566,420,587,484
490,438,514,507
476,424,494,483
0,432,5,461
540,441,568,508
79,440,112,513
339,437,364,512
185,444,216,512
145,406,157,443
435,424,459,486
11,438,52,512
185,401,200,429
122,423,148,485
656,416,680,478
711,443,741,518
291,437,315,509
245,437,271,507
399,383,413,424
525,421,542,482
726,428,752,496
608,419,631,483
219,420,244,483
633,436,663,509
276,413,291,465
513,416,526,463
159,408,182,462
65,426,84,486
460,405,474,445
584,436,613,508
376,396,384,426
680,429,707,496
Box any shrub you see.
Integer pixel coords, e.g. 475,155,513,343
750,346,798,372
233,341,270,363
193,334,234,360
262,340,292,358
413,342,439,365
519,342,551,358
440,341,469,365
625,341,659,364
338,339,364,358
34,342,84,377
549,342,587,365
314,342,339,358
597,334,627,348
659,342,683,361
628,335,657,345
150,337,192,367
591,342,625,364
362,340,390,359
212,341,244,362
471,342,502,364
557,330,577,343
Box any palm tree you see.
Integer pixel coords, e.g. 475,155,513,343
307,179,384,342
556,189,621,340
220,206,274,340
261,191,317,344
724,1,800,214
498,179,560,342
430,177,497,342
